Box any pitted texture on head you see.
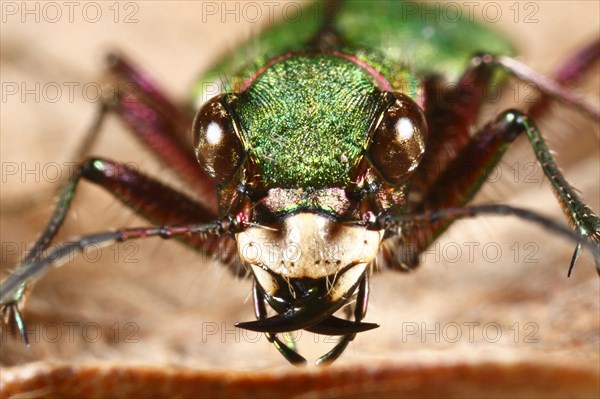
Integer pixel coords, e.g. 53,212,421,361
234,54,388,189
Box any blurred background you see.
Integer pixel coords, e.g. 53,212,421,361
0,0,598,395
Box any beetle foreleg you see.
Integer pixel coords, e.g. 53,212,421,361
1,221,225,344
1,158,232,344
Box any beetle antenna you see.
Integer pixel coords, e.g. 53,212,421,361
380,204,600,275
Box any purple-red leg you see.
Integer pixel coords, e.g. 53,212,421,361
1,156,236,342
106,52,193,145
73,54,218,211
112,92,217,210
1,216,228,344
409,59,496,197
529,40,600,118
23,158,230,266
384,41,600,271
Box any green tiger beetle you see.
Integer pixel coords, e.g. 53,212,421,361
1,0,599,366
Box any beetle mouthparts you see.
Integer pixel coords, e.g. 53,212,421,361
236,314,378,335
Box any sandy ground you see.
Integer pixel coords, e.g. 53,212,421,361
0,1,598,398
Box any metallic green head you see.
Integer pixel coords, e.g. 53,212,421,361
233,52,390,189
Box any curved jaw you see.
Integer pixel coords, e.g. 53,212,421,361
237,314,379,336
234,212,384,363
236,270,379,335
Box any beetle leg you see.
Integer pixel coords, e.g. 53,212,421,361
411,59,497,195
0,102,109,216
390,109,599,273
528,40,600,119
1,220,225,344
492,55,599,119
106,52,194,146
385,40,600,271
380,204,599,271
20,158,222,266
0,158,232,344
412,39,599,203
73,53,218,211
108,77,218,211
4,53,220,215
3,54,219,218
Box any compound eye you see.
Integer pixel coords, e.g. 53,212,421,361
193,94,245,185
367,92,427,186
